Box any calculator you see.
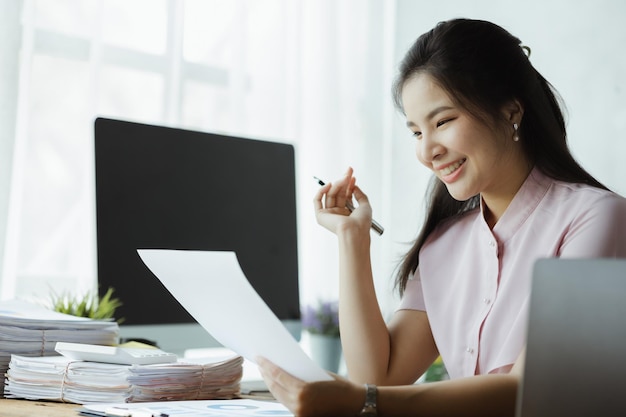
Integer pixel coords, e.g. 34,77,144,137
54,341,178,365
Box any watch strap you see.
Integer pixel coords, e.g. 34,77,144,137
359,383,377,416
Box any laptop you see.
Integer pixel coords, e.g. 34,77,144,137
516,258,626,417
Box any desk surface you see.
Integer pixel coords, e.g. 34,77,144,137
0,398,80,417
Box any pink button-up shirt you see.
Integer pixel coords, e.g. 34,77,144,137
399,168,626,379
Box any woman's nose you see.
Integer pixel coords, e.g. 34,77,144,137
417,133,445,163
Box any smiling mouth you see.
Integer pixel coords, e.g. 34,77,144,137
440,159,466,176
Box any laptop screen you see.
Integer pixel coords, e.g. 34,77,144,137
517,258,626,417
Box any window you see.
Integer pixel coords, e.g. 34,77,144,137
2,0,398,315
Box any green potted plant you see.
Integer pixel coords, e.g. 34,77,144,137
48,287,123,322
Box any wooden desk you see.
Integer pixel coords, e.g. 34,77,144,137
0,398,80,417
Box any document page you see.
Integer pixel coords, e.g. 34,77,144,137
137,249,331,382
81,398,293,417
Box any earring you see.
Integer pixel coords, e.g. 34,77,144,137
513,123,520,142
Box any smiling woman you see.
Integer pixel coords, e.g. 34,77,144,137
257,18,626,417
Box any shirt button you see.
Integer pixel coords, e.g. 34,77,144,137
466,347,474,354
483,298,491,305
488,240,496,247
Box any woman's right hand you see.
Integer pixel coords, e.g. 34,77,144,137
313,167,373,236
257,356,364,417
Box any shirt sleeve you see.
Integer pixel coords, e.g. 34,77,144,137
559,193,626,258
397,268,427,311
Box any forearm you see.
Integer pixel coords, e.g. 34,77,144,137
336,225,392,384
378,374,519,417
258,355,518,417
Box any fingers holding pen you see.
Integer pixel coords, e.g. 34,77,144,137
352,185,372,214
334,167,356,210
314,170,384,236
320,167,355,211
313,167,383,236
313,182,332,212
313,172,353,234
315,183,349,216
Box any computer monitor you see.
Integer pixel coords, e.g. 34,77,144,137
94,118,301,355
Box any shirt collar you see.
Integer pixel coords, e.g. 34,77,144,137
479,167,551,242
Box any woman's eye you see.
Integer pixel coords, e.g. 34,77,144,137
436,118,453,127
412,131,422,139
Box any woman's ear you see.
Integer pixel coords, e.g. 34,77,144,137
502,99,524,125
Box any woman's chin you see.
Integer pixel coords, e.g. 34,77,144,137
445,186,477,202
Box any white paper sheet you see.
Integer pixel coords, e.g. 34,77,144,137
137,249,332,382
81,398,293,417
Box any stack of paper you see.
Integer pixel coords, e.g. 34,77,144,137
4,354,244,403
128,356,244,401
0,299,119,394
4,355,132,403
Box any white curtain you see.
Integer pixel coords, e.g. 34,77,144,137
0,0,401,315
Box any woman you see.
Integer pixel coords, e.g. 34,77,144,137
258,18,626,417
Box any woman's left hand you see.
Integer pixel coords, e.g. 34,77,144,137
313,167,373,236
256,356,363,417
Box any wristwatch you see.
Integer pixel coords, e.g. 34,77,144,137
359,384,377,416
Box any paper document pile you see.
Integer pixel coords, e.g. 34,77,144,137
4,355,131,403
4,354,243,403
0,299,119,395
128,355,244,401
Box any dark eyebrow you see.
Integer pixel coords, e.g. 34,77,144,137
405,105,454,128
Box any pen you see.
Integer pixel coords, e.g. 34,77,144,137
314,176,384,235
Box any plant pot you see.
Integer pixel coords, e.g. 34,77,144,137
308,333,342,373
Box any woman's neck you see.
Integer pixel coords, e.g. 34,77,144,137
481,164,534,229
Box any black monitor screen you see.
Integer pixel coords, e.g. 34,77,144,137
94,118,300,326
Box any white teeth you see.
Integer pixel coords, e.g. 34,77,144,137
440,159,465,176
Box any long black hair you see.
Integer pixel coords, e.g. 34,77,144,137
393,18,609,295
